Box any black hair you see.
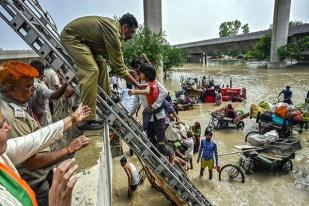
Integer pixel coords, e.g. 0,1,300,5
139,63,156,81
130,57,146,70
204,127,213,136
119,13,138,29
30,60,45,75
286,86,291,89
120,156,127,164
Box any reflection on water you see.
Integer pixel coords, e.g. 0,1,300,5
112,62,309,206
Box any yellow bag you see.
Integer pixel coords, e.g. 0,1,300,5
250,104,266,118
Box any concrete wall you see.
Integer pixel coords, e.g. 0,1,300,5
72,128,112,206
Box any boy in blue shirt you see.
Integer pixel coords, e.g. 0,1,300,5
197,128,219,180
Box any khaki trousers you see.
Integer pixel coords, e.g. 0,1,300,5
60,30,110,120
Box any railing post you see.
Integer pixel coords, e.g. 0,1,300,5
98,125,112,206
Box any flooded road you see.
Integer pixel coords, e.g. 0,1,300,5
112,61,309,206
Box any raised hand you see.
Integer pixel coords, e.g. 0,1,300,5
48,158,78,206
72,103,91,124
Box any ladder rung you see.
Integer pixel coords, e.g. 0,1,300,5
154,164,164,174
24,28,39,44
0,1,213,205
38,43,52,57
168,178,178,188
10,13,25,29
50,57,64,71
123,133,134,143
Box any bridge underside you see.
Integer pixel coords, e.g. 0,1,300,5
187,39,257,54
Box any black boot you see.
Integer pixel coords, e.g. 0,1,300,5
77,120,105,130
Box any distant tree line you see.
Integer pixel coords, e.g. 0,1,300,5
216,20,309,63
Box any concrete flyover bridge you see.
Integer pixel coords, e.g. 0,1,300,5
174,24,309,63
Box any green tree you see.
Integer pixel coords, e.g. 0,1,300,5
277,35,309,64
123,27,166,68
289,20,304,28
269,20,304,29
219,20,242,37
123,27,186,76
242,24,249,34
162,45,187,77
246,33,272,61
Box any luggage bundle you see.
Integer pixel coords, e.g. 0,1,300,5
251,101,305,126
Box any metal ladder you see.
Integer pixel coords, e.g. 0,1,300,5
0,1,212,205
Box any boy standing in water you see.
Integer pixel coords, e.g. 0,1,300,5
197,128,219,180
120,156,140,197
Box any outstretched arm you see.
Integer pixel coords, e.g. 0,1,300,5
7,104,91,168
128,85,150,96
278,90,283,98
50,83,68,99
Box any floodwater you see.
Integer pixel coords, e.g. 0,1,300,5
112,61,309,206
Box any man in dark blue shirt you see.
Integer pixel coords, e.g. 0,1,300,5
278,86,293,105
197,128,219,180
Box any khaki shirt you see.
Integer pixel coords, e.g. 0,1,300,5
63,16,129,78
0,93,39,138
0,92,49,203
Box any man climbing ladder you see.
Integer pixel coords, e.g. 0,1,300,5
60,14,143,130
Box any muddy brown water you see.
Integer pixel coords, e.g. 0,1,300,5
112,62,309,206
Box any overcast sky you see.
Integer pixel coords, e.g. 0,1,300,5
0,0,308,50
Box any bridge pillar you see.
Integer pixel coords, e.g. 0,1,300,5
202,53,208,67
143,0,163,80
143,0,162,33
268,0,291,68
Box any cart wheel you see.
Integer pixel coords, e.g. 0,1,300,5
281,160,293,174
245,131,260,142
209,118,218,130
219,164,245,183
138,168,146,185
237,121,245,129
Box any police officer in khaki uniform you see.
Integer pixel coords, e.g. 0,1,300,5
0,61,89,206
60,13,143,130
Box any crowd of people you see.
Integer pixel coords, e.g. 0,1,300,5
0,60,91,205
0,12,142,206
1,4,309,205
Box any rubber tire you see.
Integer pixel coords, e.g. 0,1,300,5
245,131,260,142
219,164,245,183
237,121,245,129
281,159,293,174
